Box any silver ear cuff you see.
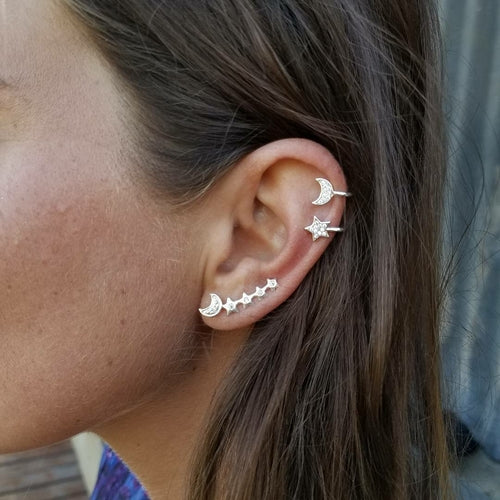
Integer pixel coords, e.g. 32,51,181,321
200,178,350,317
305,216,344,241
306,177,350,240
199,278,278,318
312,178,351,205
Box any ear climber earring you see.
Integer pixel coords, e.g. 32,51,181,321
199,278,278,318
312,177,352,205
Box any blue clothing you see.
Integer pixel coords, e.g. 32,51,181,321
90,442,150,500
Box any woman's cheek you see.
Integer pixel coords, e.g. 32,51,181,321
0,141,194,453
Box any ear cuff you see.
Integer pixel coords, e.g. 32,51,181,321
199,177,351,317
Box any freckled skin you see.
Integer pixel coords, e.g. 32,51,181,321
0,0,203,452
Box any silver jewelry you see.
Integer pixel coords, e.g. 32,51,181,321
304,216,344,241
312,178,351,205
199,278,278,317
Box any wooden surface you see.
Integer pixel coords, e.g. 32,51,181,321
0,440,87,499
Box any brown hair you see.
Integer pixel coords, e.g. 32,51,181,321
61,0,452,498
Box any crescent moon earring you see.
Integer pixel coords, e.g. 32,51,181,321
198,293,223,317
312,177,351,205
199,279,278,318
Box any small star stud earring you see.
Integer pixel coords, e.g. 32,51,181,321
304,216,344,241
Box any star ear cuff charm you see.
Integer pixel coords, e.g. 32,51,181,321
304,216,344,241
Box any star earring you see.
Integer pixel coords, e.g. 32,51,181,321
304,216,344,241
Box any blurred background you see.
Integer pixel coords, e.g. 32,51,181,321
439,0,500,498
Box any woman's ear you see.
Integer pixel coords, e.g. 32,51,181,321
197,138,351,330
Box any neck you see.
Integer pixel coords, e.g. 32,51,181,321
91,329,245,499
94,395,203,499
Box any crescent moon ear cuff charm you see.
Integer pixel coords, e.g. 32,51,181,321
312,177,352,205
199,279,278,318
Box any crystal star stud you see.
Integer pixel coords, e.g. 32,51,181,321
304,216,344,241
241,293,252,306
222,298,238,315
266,278,278,289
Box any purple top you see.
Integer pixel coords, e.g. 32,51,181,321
90,442,150,500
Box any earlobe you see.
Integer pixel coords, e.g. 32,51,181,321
197,138,352,331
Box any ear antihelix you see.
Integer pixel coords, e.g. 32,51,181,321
199,279,278,318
